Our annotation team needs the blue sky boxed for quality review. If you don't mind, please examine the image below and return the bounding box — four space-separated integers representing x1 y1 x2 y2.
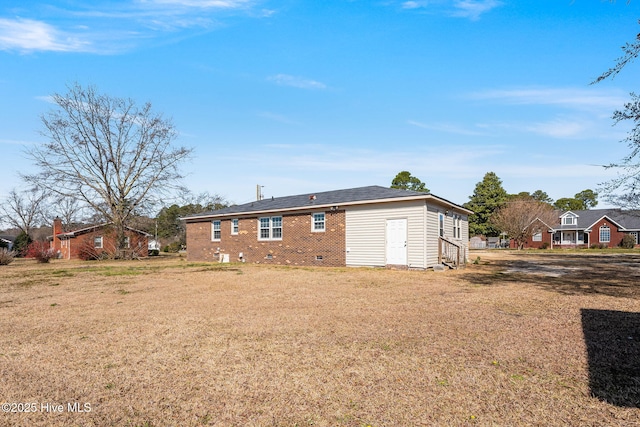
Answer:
1 0 640 213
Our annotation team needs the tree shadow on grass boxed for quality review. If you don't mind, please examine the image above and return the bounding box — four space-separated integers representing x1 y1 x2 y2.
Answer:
462 254 640 299
581 309 640 407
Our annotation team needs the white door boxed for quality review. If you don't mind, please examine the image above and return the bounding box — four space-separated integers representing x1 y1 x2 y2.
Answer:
386 219 407 265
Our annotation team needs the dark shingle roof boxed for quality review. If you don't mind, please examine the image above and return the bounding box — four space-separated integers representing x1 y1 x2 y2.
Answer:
183 185 470 220
557 209 640 231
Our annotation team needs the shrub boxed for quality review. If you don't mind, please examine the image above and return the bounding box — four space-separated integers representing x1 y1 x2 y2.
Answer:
620 234 636 249
25 241 56 263
0 248 15 265
13 231 32 257
540 242 549 249
163 242 182 253
77 239 107 261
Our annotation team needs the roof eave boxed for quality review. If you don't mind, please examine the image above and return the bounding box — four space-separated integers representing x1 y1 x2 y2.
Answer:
183 194 473 221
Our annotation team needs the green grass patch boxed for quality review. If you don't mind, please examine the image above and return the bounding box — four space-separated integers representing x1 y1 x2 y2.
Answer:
51 269 75 277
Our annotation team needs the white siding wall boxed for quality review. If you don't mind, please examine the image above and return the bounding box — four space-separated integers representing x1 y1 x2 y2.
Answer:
425 204 440 267
346 201 427 268
345 199 470 269
425 203 470 267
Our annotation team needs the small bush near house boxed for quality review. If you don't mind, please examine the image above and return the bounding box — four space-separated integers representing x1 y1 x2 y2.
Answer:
620 234 636 249
78 240 108 261
163 242 182 253
0 248 15 265
590 243 608 249
25 241 56 263
540 242 549 249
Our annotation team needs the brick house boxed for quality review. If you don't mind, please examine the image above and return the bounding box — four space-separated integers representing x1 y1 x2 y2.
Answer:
518 209 640 249
184 186 472 269
50 217 150 260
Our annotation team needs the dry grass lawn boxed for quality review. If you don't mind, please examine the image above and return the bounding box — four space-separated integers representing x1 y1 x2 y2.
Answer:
1 251 639 426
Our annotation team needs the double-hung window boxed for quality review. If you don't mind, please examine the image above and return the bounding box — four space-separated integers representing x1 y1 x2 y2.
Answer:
212 220 221 241
124 236 130 248
312 213 325 232
94 236 103 249
599 225 610 243
231 219 239 235
532 232 542 242
439 213 445 238
452 216 461 239
259 216 282 240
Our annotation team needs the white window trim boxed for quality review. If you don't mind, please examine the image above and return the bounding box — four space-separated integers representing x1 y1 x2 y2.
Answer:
532 232 542 242
312 213 326 232
258 216 283 241
231 219 239 235
212 220 221 241
94 236 103 249
124 236 130 249
599 225 610 243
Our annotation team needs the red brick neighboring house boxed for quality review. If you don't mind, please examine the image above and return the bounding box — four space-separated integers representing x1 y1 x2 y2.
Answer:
49 217 150 260
517 209 640 249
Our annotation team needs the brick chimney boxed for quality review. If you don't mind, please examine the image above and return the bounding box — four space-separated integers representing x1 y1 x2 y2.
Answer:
52 217 63 251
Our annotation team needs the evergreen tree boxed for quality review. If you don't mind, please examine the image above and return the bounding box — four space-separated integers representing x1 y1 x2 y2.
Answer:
531 190 553 205
464 172 508 237
553 189 598 211
13 231 32 257
390 171 429 192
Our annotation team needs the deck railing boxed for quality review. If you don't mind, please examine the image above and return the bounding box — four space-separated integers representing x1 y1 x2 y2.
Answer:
438 237 465 269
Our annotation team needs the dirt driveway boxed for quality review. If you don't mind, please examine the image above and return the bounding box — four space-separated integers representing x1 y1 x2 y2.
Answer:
464 250 640 299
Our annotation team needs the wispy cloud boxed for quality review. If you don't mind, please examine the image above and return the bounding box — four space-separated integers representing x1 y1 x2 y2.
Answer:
470 87 626 110
399 0 502 20
401 1 427 9
407 120 490 136
0 18 91 52
0 0 265 54
451 0 502 20
146 0 252 8
267 74 327 90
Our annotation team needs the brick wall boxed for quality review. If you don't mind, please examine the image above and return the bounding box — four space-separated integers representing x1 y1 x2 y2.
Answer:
53 227 148 260
186 210 346 267
591 218 626 248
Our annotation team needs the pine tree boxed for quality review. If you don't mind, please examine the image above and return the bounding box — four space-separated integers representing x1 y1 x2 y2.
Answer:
390 171 429 192
464 172 508 237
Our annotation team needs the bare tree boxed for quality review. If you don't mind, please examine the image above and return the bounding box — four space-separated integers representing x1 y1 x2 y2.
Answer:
599 92 640 209
592 19 640 84
491 199 559 250
593 18 640 208
24 83 192 257
52 196 86 231
177 189 229 211
0 188 49 235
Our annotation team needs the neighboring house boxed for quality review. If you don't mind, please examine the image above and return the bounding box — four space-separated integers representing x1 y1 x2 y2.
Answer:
183 186 472 269
519 209 640 249
0 235 15 251
49 217 150 260
469 236 486 249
